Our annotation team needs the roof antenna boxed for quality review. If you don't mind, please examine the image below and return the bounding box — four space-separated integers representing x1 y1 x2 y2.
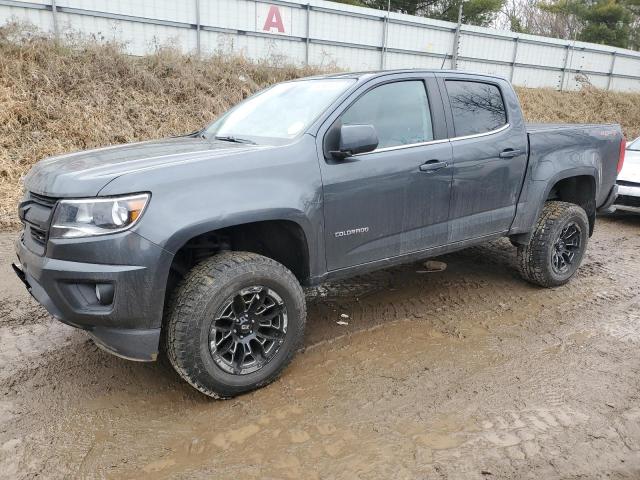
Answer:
440 54 447 69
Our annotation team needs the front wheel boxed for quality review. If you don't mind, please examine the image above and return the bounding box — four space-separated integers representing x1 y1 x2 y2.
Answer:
517 201 589 288
165 252 306 398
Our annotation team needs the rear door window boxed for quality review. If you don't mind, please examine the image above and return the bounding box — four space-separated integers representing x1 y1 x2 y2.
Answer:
341 81 433 149
445 81 507 137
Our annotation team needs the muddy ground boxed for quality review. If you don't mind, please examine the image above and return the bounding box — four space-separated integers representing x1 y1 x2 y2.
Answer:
1 216 639 479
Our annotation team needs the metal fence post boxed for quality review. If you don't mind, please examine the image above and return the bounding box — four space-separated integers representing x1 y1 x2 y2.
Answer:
51 0 58 39
510 37 519 81
606 51 616 91
195 0 201 57
560 44 570 91
305 3 311 66
451 3 463 69
380 15 388 69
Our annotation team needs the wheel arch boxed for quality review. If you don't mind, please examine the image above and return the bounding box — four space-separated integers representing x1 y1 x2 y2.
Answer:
510 168 598 245
544 174 597 236
162 217 312 314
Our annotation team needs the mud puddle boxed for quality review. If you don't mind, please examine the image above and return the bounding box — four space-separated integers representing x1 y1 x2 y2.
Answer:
1 215 640 479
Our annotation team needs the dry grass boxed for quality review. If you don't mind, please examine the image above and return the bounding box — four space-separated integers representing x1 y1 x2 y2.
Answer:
516 86 640 139
0 23 324 229
1 23 639 230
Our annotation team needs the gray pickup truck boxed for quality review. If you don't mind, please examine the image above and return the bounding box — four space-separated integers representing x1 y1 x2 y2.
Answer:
13 70 623 398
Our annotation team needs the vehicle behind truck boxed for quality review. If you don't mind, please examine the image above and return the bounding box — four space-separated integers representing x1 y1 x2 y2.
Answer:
13 70 624 398
610 136 640 213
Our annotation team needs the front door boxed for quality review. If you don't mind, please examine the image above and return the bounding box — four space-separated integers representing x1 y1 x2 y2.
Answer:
319 77 453 271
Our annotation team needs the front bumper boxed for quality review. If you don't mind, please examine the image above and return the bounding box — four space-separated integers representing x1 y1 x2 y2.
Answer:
612 183 640 214
13 230 173 361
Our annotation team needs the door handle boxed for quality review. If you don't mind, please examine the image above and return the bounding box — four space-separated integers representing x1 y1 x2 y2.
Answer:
499 149 523 158
419 160 448 173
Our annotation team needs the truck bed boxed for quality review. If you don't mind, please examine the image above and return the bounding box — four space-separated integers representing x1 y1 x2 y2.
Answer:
525 123 619 134
523 122 621 209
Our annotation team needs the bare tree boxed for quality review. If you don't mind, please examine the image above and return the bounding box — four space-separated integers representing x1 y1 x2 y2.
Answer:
495 0 581 40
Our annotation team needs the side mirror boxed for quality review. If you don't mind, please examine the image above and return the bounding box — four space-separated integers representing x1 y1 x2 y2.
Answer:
331 124 378 159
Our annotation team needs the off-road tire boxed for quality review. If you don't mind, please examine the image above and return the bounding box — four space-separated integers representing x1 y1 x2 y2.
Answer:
165 251 306 398
518 201 589 288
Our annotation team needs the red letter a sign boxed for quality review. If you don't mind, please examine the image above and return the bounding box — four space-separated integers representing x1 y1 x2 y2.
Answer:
263 5 285 33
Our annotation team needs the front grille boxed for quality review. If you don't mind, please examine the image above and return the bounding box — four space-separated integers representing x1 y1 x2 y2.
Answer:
615 195 640 208
29 192 59 208
29 225 47 245
18 192 60 254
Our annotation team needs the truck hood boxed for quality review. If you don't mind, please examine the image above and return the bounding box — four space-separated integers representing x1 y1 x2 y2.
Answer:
23 136 264 197
619 149 640 183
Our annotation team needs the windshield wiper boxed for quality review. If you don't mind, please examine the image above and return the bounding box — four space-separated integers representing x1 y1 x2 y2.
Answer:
214 135 257 145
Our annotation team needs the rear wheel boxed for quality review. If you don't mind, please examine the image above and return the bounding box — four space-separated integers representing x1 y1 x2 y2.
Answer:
518 201 589 287
165 252 306 398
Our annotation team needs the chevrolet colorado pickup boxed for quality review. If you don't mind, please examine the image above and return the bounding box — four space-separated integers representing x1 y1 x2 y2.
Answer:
13 70 624 398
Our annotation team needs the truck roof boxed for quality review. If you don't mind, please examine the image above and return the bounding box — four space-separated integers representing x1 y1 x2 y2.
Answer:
306 69 506 81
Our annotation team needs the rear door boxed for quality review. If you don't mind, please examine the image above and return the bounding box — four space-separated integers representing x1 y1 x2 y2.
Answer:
318 74 453 271
438 76 529 242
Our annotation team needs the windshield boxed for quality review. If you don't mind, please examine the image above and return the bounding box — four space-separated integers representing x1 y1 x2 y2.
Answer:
203 78 355 145
628 137 640 151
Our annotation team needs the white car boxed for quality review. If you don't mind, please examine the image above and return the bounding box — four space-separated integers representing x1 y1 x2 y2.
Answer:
613 136 640 213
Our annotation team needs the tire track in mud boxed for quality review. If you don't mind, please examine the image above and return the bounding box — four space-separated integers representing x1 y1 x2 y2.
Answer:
333 286 640 479
415 407 593 479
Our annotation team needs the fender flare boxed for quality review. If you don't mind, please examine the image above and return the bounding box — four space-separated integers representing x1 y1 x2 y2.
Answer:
510 167 598 243
164 209 314 253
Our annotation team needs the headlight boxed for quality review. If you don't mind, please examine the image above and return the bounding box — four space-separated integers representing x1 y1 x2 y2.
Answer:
50 193 150 239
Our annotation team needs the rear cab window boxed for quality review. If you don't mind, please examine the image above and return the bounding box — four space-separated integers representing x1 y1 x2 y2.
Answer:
445 80 507 137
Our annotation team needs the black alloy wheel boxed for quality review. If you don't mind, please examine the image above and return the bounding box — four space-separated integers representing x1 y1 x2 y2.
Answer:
551 222 582 275
209 286 288 375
